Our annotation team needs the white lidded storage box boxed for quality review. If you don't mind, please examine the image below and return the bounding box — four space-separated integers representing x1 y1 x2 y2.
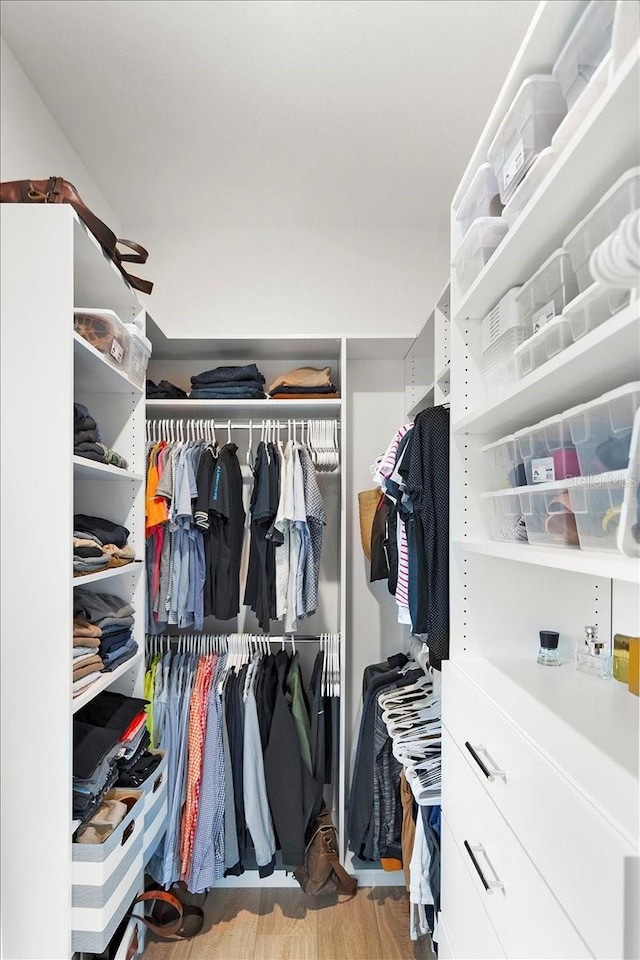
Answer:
482 433 527 488
553 0 616 110
515 249 579 334
481 287 526 395
74 308 130 368
514 316 574 377
123 324 152 389
71 789 145 954
563 381 640 476
502 147 558 227
564 167 640 292
482 488 528 543
568 470 628 551
487 75 567 203
519 481 580 547
564 282 631 340
455 163 502 237
452 217 509 294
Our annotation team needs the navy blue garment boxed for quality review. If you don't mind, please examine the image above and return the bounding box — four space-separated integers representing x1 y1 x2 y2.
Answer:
191 363 265 386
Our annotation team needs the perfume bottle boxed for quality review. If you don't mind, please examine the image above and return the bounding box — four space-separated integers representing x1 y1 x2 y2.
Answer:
537 630 561 666
576 625 612 680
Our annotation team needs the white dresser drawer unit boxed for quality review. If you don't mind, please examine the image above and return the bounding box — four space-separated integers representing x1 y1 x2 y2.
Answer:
442 662 637 960
443 729 592 959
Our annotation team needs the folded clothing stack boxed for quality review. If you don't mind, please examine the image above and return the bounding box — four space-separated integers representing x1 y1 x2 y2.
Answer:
268 366 339 399
74 402 128 468
189 363 266 399
146 378 188 400
73 513 135 576
73 692 149 825
74 589 138 674
73 618 104 698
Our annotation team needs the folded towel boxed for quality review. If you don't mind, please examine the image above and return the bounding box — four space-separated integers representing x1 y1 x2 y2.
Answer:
268 366 332 394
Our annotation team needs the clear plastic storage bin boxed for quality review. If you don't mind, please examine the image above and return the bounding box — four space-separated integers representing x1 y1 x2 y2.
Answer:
519 482 580 547
551 51 612 154
488 75 567 203
564 382 640 475
618 409 640 557
455 163 502 237
481 287 526 395
452 217 509 294
568 470 628 551
514 316 574 377
553 0 616 110
123 324 152 388
538 413 581 480
516 420 550 485
515 249 579 334
563 167 640 292
502 147 558 227
564 282 631 340
482 434 527 488
482 488 528 543
74 309 130 368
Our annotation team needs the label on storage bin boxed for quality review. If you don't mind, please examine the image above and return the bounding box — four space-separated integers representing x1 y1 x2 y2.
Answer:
110 338 124 364
503 139 525 193
532 300 556 333
532 457 555 483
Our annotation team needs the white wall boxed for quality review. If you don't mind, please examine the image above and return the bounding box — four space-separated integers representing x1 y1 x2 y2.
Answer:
0 37 121 233
130 222 448 340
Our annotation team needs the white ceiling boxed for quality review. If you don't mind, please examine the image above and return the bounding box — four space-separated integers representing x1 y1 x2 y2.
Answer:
1 0 537 230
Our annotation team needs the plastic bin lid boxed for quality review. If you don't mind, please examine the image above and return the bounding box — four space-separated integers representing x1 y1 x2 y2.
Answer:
513 315 572 355
515 247 571 301
480 486 524 499
452 217 509 266
513 418 547 440
481 433 516 454
456 163 499 223
563 167 640 247
488 74 566 160
562 381 640 422
502 146 558 217
561 281 600 317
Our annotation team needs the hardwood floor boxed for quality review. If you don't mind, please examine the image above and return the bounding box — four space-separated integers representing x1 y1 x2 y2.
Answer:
143 887 436 960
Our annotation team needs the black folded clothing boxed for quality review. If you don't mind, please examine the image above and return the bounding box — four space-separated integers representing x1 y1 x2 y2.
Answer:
191 363 265 386
73 721 121 780
146 378 188 399
74 514 130 548
73 765 119 822
75 691 148 739
116 748 162 789
269 383 338 395
117 729 151 772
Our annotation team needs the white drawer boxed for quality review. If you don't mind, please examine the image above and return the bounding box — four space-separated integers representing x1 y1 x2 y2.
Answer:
443 662 636 960
441 816 506 959
443 729 592 959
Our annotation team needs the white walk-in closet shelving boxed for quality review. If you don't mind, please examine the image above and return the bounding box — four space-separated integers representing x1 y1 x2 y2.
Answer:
1 204 157 960
442 2 640 958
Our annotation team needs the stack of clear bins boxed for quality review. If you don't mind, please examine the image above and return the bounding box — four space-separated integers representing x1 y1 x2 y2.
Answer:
552 0 616 111
481 287 526 395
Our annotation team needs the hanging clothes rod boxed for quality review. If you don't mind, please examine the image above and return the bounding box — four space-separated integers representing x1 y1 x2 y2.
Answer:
145 419 342 429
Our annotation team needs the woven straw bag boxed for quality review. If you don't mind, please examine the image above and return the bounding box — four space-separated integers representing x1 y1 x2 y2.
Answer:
358 489 382 561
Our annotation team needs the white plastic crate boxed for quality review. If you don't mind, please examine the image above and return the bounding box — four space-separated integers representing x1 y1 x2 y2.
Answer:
455 163 502 237
514 316 574 377
452 217 509 294
502 147 558 227
515 249 579 334
564 381 640 476
123 324 152 388
487 75 567 203
481 488 528 543
553 0 616 110
568 470 628 551
564 167 640 292
564 282 631 340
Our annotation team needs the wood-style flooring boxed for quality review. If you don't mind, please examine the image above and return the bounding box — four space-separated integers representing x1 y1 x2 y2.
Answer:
143 887 436 960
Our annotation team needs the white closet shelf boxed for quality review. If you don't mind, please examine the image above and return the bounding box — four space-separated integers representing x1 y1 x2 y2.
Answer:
72 562 143 588
73 456 144 482
407 381 435 418
73 215 142 324
453 658 639 845
453 46 640 322
455 539 640 583
146 398 342 417
74 333 144 396
452 300 640 434
72 651 144 714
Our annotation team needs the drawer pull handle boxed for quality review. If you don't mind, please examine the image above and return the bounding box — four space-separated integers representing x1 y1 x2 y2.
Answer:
121 820 135 846
152 773 164 794
463 840 505 894
464 742 506 782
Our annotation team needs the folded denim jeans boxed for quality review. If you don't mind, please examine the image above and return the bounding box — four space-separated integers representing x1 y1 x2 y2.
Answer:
189 388 266 400
191 363 264 385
